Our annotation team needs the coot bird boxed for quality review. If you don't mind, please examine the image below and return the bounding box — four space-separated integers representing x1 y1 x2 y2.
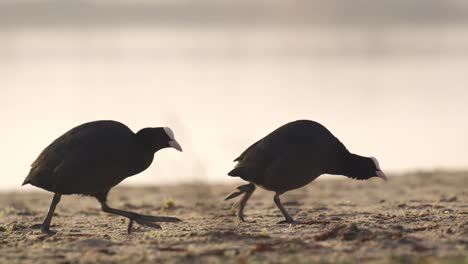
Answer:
23 120 183 234
225 120 387 223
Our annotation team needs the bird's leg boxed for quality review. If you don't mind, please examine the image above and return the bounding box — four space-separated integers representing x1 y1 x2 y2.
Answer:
230 183 256 222
97 197 182 234
100 202 161 233
41 193 61 235
274 193 295 224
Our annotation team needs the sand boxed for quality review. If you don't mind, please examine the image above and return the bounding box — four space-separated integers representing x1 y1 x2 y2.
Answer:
0 171 467 263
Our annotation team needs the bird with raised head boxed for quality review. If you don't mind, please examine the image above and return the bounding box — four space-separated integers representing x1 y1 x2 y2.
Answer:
22 120 183 235
225 120 387 224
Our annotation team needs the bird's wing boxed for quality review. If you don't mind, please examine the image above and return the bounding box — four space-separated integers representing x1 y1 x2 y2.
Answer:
24 122 135 193
262 149 325 192
24 128 89 190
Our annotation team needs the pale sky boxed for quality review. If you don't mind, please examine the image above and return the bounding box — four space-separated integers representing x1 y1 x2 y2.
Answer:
1 27 468 191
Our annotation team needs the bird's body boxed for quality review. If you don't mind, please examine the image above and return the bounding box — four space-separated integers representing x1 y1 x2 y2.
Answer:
230 120 349 193
23 120 183 234
226 120 386 223
24 121 153 195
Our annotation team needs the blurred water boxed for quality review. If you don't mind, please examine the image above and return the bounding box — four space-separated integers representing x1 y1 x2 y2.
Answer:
1 25 468 190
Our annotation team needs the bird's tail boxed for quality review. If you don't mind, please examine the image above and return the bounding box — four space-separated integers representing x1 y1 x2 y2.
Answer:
227 167 245 177
22 169 34 186
22 167 52 189
228 165 261 182
21 178 30 186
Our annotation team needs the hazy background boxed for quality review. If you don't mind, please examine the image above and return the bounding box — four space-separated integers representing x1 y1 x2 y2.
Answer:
1 0 468 191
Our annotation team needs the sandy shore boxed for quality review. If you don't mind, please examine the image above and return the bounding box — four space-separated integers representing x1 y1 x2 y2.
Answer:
0 171 467 263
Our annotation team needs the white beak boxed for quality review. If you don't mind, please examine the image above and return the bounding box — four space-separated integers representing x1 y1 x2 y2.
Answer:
376 170 388 181
169 140 183 152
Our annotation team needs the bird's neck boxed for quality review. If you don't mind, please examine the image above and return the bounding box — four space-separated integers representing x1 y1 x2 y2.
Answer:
338 153 371 180
136 136 167 154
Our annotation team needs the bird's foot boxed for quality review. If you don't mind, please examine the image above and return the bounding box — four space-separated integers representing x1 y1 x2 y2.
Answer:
126 214 182 234
231 200 249 222
237 213 246 223
276 218 298 225
127 218 162 234
231 199 242 210
133 213 182 223
40 225 57 236
225 184 254 201
127 219 134 234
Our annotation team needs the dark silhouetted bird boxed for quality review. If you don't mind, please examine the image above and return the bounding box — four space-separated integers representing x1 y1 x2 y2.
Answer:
225 120 386 223
22 120 183 235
